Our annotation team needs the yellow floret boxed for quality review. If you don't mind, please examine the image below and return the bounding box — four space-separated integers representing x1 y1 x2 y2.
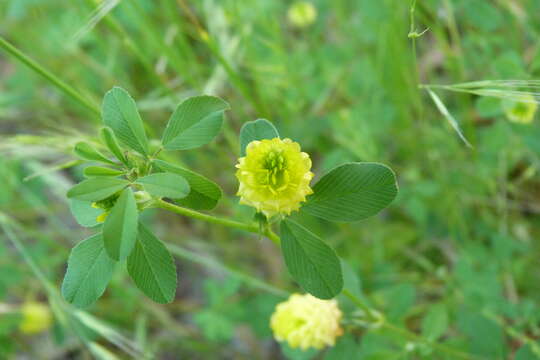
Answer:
503 94 538 124
270 293 343 350
19 302 52 334
287 1 317 28
96 212 108 223
235 138 314 218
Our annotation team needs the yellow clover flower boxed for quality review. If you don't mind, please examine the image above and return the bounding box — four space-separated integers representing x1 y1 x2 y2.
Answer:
502 94 538 124
19 302 52 334
270 293 343 350
235 138 314 218
287 1 317 28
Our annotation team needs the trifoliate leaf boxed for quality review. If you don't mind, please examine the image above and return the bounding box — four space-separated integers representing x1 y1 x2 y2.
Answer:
74 142 116 165
302 162 397 222
61 233 115 308
161 95 229 150
103 187 138 260
127 223 177 304
153 159 222 210
280 219 343 299
100 126 128 165
239 119 279 156
102 87 149 156
83 166 124 177
67 178 129 201
135 173 190 199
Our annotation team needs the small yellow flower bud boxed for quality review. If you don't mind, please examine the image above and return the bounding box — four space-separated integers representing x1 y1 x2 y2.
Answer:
96 212 108 223
199 29 210 43
270 293 343 350
502 94 538 124
287 1 317 28
19 302 52 334
235 138 314 218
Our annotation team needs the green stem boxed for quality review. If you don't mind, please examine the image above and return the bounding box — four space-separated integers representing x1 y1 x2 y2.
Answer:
0 214 53 292
381 322 479 360
0 36 100 115
342 289 380 322
154 199 280 244
156 199 477 359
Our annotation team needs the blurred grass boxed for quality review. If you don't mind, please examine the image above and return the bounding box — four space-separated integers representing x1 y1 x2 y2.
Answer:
2 0 540 358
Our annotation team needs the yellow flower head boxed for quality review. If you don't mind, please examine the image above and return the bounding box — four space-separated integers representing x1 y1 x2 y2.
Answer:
287 1 317 28
503 94 538 124
19 302 52 334
235 138 314 218
270 293 343 350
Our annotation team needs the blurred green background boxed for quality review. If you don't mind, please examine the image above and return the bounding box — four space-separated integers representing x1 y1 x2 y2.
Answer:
1 0 540 358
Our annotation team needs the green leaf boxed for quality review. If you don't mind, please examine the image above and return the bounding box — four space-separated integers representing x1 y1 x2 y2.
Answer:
153 159 222 210
100 126 128 165
102 87 149 156
127 223 177 304
515 344 537 360
161 95 229 150
74 142 115 165
69 199 102 228
280 219 343 299
421 303 449 341
135 173 190 199
302 162 398 222
239 118 279 156
61 233 115 308
103 187 138 260
83 166 124 178
67 178 129 201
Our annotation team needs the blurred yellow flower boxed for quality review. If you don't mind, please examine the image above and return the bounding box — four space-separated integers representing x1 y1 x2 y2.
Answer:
287 1 317 28
92 193 120 223
19 302 52 334
270 293 343 350
96 212 109 223
235 138 314 218
502 94 538 124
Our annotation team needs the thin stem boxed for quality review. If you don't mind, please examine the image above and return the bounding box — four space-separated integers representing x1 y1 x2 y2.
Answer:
0 36 100 116
342 289 379 322
156 199 477 359
409 0 419 81
0 215 53 291
154 199 280 244
381 323 480 360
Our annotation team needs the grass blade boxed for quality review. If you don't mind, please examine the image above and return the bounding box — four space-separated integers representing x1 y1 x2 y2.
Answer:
0 36 100 115
426 89 472 148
